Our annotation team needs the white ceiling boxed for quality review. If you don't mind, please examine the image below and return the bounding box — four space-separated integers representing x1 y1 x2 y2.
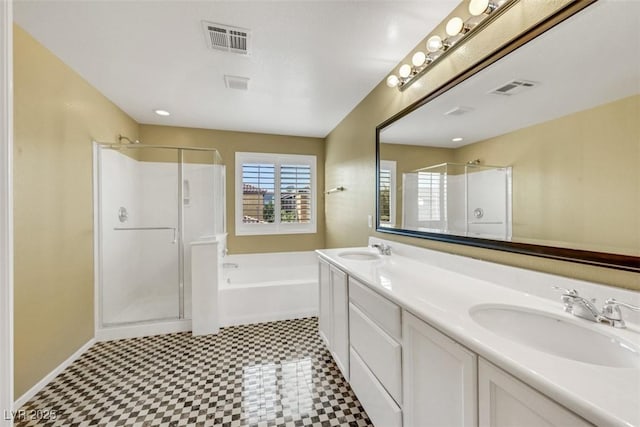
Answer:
381 0 640 147
14 0 459 138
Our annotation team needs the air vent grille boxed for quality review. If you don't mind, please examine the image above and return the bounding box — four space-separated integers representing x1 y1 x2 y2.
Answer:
202 21 251 55
444 106 474 116
224 75 250 91
489 80 538 96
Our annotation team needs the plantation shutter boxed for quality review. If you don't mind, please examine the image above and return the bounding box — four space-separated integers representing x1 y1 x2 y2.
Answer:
418 172 444 221
241 163 275 223
280 164 312 224
379 168 392 223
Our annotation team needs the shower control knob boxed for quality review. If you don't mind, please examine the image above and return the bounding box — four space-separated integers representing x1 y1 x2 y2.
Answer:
118 206 128 223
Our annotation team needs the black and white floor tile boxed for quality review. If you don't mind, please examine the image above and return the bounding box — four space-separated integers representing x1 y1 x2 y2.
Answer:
16 318 372 427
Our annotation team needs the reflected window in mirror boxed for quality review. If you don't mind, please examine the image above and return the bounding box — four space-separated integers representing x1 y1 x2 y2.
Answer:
379 160 397 227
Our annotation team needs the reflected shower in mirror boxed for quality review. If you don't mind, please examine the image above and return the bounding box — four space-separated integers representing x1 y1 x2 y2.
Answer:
377 0 639 269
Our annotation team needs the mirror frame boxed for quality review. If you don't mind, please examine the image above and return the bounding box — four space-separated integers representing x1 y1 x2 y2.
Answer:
376 0 639 273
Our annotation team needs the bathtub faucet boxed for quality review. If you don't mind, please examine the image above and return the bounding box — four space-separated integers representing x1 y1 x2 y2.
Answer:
371 243 392 256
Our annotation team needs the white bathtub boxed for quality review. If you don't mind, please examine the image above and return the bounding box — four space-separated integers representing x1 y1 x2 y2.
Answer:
219 251 319 326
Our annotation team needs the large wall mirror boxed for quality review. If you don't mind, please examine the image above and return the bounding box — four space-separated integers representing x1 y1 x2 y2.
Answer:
376 0 639 272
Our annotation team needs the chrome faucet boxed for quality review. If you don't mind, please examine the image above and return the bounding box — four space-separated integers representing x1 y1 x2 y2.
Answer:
602 298 640 329
553 286 640 328
553 287 610 324
371 243 392 255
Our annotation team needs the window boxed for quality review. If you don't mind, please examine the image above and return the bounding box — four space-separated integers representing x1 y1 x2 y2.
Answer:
379 160 396 226
418 172 447 230
235 152 316 235
417 171 446 224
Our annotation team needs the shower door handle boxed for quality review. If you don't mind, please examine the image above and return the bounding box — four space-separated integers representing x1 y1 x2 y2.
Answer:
113 226 178 244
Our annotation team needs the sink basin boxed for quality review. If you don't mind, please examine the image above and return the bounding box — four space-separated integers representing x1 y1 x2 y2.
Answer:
338 251 381 261
470 304 640 368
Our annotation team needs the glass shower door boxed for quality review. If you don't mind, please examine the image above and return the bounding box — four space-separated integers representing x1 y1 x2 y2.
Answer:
99 146 181 325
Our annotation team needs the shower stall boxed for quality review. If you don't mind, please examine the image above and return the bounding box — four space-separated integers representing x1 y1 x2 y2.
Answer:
402 162 512 239
93 142 225 335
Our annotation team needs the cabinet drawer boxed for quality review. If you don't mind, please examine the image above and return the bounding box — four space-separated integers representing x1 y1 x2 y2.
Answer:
350 348 402 427
349 303 402 403
349 277 401 341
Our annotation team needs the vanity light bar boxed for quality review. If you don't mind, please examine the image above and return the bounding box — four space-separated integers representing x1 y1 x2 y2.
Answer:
387 0 517 91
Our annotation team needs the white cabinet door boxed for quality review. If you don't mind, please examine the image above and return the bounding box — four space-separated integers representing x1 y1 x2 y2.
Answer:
317 259 349 380
478 359 592 427
318 258 332 348
403 311 478 427
331 265 349 380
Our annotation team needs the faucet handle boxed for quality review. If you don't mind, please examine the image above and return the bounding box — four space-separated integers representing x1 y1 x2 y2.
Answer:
552 286 579 296
602 298 640 329
371 242 391 255
552 286 580 313
605 298 640 312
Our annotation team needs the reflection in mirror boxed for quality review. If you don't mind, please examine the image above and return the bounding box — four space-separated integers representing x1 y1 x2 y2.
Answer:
397 162 512 240
377 1 640 263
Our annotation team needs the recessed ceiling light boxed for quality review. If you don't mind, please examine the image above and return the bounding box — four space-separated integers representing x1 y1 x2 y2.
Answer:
154 109 170 116
452 137 464 142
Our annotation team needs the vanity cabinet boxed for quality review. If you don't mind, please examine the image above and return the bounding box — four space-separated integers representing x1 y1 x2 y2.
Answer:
318 258 349 379
478 359 592 427
318 255 595 427
402 311 478 427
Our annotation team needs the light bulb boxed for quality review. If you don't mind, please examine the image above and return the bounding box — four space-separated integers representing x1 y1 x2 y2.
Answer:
469 0 492 16
386 75 399 88
398 64 412 78
154 109 170 116
452 137 464 142
426 35 443 53
446 17 465 36
412 51 427 67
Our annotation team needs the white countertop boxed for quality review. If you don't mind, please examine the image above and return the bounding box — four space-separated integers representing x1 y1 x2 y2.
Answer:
316 244 640 427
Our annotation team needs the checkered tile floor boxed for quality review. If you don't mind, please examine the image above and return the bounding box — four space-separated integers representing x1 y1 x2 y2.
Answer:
16 317 372 427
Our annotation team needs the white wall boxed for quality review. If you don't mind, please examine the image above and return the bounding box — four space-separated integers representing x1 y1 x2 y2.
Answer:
0 0 13 421
99 149 145 323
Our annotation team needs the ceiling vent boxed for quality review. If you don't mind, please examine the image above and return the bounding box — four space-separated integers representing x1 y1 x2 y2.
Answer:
444 106 474 116
224 75 250 91
489 80 538 96
202 21 251 55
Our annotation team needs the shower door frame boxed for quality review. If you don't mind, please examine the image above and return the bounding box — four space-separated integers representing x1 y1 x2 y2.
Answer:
92 142 222 331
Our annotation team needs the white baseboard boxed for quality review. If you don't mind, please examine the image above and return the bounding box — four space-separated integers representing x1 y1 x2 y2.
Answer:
220 309 317 328
95 319 192 342
14 338 95 410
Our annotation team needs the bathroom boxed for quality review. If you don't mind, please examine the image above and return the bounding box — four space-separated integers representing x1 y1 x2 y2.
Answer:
0 0 639 426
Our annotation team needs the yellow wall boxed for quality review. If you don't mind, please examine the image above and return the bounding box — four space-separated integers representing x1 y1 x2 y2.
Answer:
324 1 640 290
140 125 326 254
13 26 139 396
453 95 640 255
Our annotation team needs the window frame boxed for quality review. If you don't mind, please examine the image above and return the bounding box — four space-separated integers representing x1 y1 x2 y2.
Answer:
379 160 396 227
235 152 317 236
